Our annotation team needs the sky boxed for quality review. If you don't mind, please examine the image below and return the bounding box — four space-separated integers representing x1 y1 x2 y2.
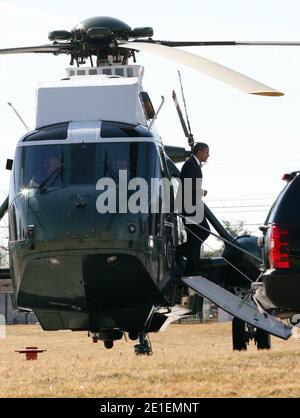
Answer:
1 0 300 239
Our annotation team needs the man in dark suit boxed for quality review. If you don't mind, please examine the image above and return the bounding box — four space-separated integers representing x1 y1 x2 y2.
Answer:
177 142 211 274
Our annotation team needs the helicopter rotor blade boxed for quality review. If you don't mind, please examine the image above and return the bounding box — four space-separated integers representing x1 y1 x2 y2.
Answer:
0 44 72 55
233 41 300 46
172 90 190 137
178 71 193 136
121 41 284 96
131 40 300 47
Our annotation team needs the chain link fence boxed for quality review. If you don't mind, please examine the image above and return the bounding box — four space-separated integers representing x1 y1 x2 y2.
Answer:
0 294 37 325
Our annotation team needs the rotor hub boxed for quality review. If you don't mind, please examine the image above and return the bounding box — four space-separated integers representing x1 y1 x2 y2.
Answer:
72 16 132 35
47 16 154 67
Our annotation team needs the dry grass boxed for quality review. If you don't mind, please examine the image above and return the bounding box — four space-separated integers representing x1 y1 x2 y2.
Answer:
0 322 300 398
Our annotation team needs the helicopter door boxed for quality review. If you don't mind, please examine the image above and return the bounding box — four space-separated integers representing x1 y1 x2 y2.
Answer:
158 147 177 275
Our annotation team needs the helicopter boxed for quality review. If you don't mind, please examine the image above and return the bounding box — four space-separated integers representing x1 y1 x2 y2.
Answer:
0 16 297 354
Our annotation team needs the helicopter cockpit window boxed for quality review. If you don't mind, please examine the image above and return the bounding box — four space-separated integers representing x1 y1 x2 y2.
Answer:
23 123 69 142
101 121 153 138
20 145 64 189
100 142 141 182
13 141 161 196
97 141 162 202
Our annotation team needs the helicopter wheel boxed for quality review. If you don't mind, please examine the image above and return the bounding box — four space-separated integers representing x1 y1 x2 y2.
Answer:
134 333 153 356
104 340 114 349
128 332 139 341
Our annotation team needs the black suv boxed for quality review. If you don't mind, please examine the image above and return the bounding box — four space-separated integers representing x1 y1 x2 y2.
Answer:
253 171 300 316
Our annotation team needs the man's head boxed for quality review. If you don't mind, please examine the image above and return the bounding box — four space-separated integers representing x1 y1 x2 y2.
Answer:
46 155 61 173
193 142 209 163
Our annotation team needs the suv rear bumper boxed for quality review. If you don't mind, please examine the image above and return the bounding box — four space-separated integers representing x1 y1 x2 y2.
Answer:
261 269 300 311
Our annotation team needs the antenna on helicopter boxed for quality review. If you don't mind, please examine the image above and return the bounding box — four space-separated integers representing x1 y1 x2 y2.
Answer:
178 71 193 139
7 102 30 132
172 72 194 150
148 96 165 130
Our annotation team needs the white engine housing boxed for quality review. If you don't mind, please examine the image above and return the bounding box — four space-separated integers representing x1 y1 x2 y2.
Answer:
35 67 147 129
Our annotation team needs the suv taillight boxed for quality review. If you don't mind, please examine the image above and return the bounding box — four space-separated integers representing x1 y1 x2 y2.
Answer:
268 224 290 269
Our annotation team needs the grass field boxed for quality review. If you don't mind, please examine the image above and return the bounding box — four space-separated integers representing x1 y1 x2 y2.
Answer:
0 322 299 398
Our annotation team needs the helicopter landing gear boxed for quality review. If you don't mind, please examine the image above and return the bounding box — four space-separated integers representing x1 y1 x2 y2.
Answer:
128 331 139 341
134 333 153 356
90 329 123 349
104 340 114 349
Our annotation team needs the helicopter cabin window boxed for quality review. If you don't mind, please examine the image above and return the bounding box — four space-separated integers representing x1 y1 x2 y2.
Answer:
101 121 153 138
22 123 69 142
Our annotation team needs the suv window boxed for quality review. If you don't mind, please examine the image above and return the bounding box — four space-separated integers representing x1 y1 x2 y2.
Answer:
266 174 300 225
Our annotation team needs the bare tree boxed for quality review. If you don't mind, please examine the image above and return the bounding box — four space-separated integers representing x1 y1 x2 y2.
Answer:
0 214 9 267
203 219 250 258
222 219 250 238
